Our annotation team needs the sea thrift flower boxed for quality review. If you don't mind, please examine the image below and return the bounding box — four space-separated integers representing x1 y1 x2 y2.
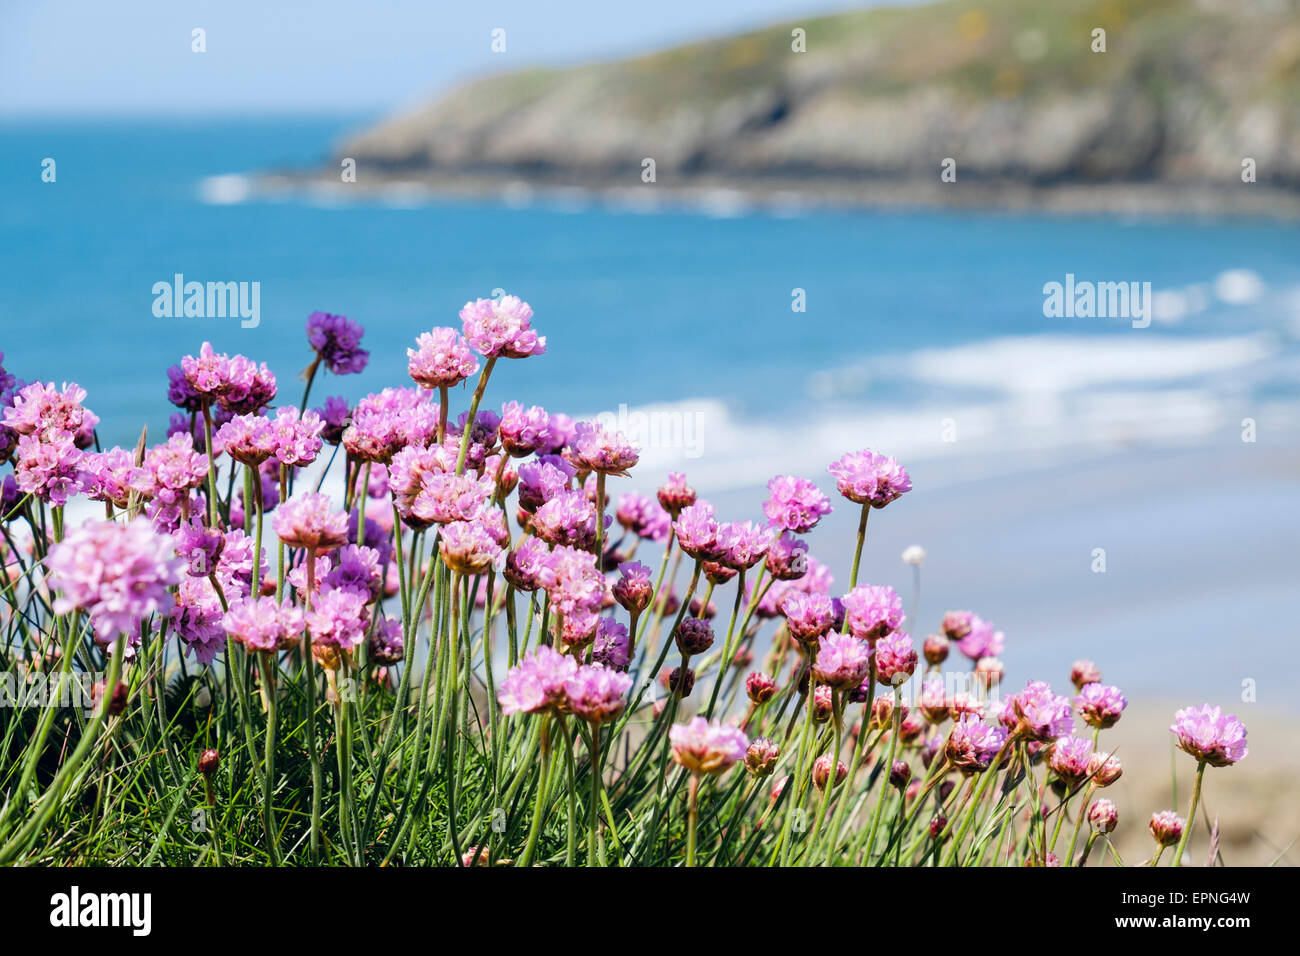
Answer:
656 472 696 516
274 493 349 551
307 312 369 374
615 493 670 542
1088 799 1118 833
14 432 83 505
762 475 831 533
516 455 576 512
1071 660 1103 689
170 578 226 664
591 619 631 671
782 590 835 643
504 537 556 592
919 675 951 723
135 433 209 499
674 618 714 656
317 396 351 444
673 502 720 560
1088 751 1123 787
874 631 918 686
2 381 95 442
498 647 579 716
811 684 834 721
219 355 278 416
321 544 383 601
569 421 639 476
77 447 137 508
901 545 926 566
564 664 632 724
716 520 770 571
46 517 183 646
813 633 873 690
889 760 912 789
827 448 912 508
765 532 809 581
1047 736 1094 787
531 488 604 549
544 545 605 621
497 403 553 459
459 294 545 359
669 717 748 775
175 520 225 577
956 616 1003 660
216 414 276 466
923 633 950 665
664 666 695 698
746 672 777 704
813 755 848 791
841 584 904 640
1008 680 1074 742
388 445 444 526
974 656 1005 688
612 561 652 613
1148 810 1184 848
941 611 975 641
369 617 404 665
305 587 370 649
745 738 779 777
269 407 325 467
407 327 477 388
1170 705 1248 767
1076 683 1127 729
945 715 1008 772
439 519 505 575
222 596 305 653
412 471 494 526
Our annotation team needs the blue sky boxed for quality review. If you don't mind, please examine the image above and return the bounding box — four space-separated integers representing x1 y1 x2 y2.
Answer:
0 0 916 116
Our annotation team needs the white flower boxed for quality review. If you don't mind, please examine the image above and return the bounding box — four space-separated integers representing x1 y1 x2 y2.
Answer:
901 545 926 567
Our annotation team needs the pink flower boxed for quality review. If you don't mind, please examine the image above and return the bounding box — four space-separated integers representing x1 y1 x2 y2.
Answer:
134 433 209 498
874 630 917 686
517 455 575 511
412 471 494 525
813 754 848 791
1088 799 1118 833
274 493 349 551
544 545 605 620
564 664 632 724
216 414 277 466
223 596 305 653
2 381 95 442
504 536 557 592
656 472 696 516
306 587 370 649
1047 735 1094 785
764 532 809 581
716 520 770 571
407 326 478 389
781 590 835 643
945 715 1008 772
1076 683 1127 729
1008 680 1074 742
956 615 1003 660
841 584 904 640
827 448 912 508
15 431 83 505
762 475 832 533
612 560 652 613
568 421 639 476
171 577 226 664
459 294 545 358
813 633 873 690
497 646 578 716
46 517 184 646
615 493 671 542
269 407 325 467
439 519 505 575
498 402 553 457
669 717 748 775
1148 810 1184 847
531 488 604 550
369 617 404 665
673 501 720 560
1170 705 1248 766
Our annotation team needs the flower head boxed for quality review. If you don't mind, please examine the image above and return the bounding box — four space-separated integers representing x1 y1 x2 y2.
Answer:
1008 680 1074 742
564 664 632 724
1076 683 1127 729
459 294 545 359
1148 810 1184 848
874 630 918 686
762 475 831 533
841 584 904 641
813 633 873 690
1170 705 1248 767
307 312 369 375
498 646 578 716
945 715 1008 772
223 596 304 653
569 421 639 476
669 717 748 775
407 326 478 388
827 448 912 508
1088 799 1118 833
274 493 349 551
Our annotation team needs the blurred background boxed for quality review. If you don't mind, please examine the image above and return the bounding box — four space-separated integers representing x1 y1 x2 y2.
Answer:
2 0 1299 862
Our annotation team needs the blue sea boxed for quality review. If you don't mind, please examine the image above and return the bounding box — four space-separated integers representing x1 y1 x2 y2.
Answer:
3 117 1299 706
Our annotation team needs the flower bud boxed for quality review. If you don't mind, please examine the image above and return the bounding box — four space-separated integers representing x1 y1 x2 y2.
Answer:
889 759 911 789
1088 750 1123 787
664 666 695 699
1070 659 1102 690
922 633 949 665
674 618 714 656
812 754 847 791
1148 810 1184 847
928 815 948 840
1088 798 1118 834
746 672 777 704
198 748 220 775
745 737 780 777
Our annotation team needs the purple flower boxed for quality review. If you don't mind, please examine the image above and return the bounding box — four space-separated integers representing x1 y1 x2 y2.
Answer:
781 590 835 643
1170 705 1248 767
564 664 632 724
517 455 576 512
716 520 770 571
269 407 325 467
874 630 917 686
306 587 370 649
3 381 95 443
765 532 809 581
412 470 494 525
1047 735 1094 785
439 518 505 575
14 432 84 506
223 596 305 653
166 364 202 412
945 715 1008 772
543 545 606 620
674 617 715 656
307 311 369 375
669 717 749 775
274 493 349 551
504 536 556 592
568 421 639 476
827 448 912 508
175 519 225 577
497 646 578 716
46 517 183 646
498 402 553 457
405 326 477 390
592 618 631 671
612 560 652 613
369 617 404 665
1008 680 1074 742
171 577 226 664
762 475 831 533
813 633 873 689
316 396 351 444
841 584 904 641
321 544 383 602
673 501 720 560
615 493 671 542
1076 683 1127 729
531 488 604 550
956 616 1004 660
459 294 545 359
